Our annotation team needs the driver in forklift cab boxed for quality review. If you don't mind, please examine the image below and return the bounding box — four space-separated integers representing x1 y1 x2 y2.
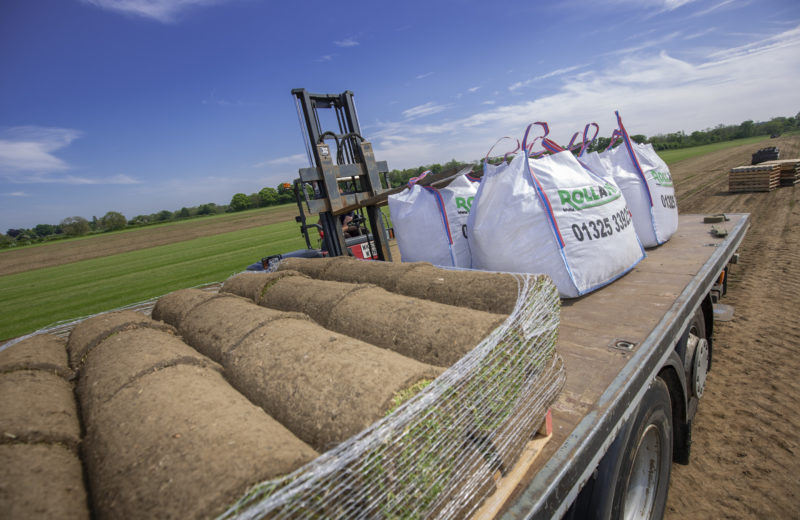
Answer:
340 211 360 238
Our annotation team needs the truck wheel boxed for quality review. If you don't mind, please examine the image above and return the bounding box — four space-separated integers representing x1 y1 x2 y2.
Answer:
569 377 673 520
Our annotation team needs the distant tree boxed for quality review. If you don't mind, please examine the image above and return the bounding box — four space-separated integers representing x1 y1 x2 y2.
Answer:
249 193 261 208
229 193 251 212
129 215 150 226
177 207 191 219
90 216 99 231
0 233 14 249
630 134 647 144
197 203 216 215
6 228 22 238
737 120 754 139
60 216 90 236
258 187 279 206
156 210 173 221
100 211 127 231
33 224 58 237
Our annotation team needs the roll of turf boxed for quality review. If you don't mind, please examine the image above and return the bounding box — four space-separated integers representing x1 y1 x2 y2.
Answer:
151 288 216 328
0 370 81 450
0 443 89 520
79 340 318 519
67 310 175 369
224 316 442 452
75 326 222 425
277 256 520 315
221 270 307 303
159 289 441 451
165 291 303 361
261 277 506 367
252 276 367 329
395 264 520 315
0 333 72 380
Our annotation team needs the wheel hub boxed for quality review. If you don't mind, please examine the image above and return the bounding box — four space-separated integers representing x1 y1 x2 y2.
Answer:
692 337 710 398
624 424 662 520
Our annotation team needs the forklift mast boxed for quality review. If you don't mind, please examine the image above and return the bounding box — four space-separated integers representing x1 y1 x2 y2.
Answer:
291 88 392 261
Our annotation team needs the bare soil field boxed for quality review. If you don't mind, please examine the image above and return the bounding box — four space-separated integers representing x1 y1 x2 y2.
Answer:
0 205 297 276
664 135 800 518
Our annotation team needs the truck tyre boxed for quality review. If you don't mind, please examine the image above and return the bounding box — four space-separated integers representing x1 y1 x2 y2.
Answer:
567 377 673 520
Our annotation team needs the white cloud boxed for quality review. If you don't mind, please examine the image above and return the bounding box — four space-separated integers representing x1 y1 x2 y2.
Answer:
334 38 359 47
255 153 308 167
402 102 449 119
690 0 738 18
5 192 29 197
370 24 800 169
509 64 586 91
315 54 334 62
80 0 231 23
416 72 434 80
468 86 481 93
55 174 141 185
0 126 140 185
0 127 81 177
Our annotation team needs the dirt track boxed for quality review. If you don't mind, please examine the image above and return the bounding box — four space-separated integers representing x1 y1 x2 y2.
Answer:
664 135 800 518
0 205 297 276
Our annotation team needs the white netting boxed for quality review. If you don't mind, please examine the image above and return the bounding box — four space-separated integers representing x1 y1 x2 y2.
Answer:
219 268 565 519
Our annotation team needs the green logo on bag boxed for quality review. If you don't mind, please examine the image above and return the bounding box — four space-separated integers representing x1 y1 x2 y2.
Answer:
557 183 620 211
455 196 474 214
650 169 673 187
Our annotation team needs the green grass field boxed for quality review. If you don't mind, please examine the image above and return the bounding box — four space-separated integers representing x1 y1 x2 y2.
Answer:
657 135 773 164
0 220 307 341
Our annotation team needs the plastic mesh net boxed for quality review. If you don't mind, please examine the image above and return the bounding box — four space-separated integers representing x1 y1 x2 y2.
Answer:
220 270 565 519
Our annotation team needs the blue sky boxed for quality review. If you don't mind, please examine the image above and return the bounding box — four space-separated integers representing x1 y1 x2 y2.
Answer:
1 0 799 230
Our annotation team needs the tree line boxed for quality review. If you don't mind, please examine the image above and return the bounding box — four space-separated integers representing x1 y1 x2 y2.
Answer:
0 184 299 249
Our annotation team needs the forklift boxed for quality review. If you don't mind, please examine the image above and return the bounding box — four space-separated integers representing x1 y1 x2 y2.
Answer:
249 89 394 270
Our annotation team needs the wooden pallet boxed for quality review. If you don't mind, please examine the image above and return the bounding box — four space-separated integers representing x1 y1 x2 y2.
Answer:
729 163 781 192
472 410 552 520
761 159 800 186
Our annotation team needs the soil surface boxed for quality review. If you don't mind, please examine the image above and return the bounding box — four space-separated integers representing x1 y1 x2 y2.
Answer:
0 205 297 276
663 135 800 518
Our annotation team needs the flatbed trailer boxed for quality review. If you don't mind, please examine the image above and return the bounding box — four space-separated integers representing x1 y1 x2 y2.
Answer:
485 212 750 519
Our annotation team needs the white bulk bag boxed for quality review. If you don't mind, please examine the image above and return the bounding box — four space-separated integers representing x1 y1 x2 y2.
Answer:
467 127 645 298
600 112 679 248
388 168 479 267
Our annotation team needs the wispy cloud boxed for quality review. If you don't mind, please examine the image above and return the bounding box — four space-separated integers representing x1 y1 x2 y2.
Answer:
416 72 434 80
690 0 738 18
0 126 140 185
80 0 231 23
605 31 684 56
4 191 29 197
55 174 141 185
509 64 586 91
402 102 449 119
467 86 480 93
315 54 335 62
334 37 359 47
254 153 307 167
370 24 800 169
0 126 81 176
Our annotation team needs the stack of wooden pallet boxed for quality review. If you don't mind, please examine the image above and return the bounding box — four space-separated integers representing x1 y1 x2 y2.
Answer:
760 159 800 187
728 163 781 192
